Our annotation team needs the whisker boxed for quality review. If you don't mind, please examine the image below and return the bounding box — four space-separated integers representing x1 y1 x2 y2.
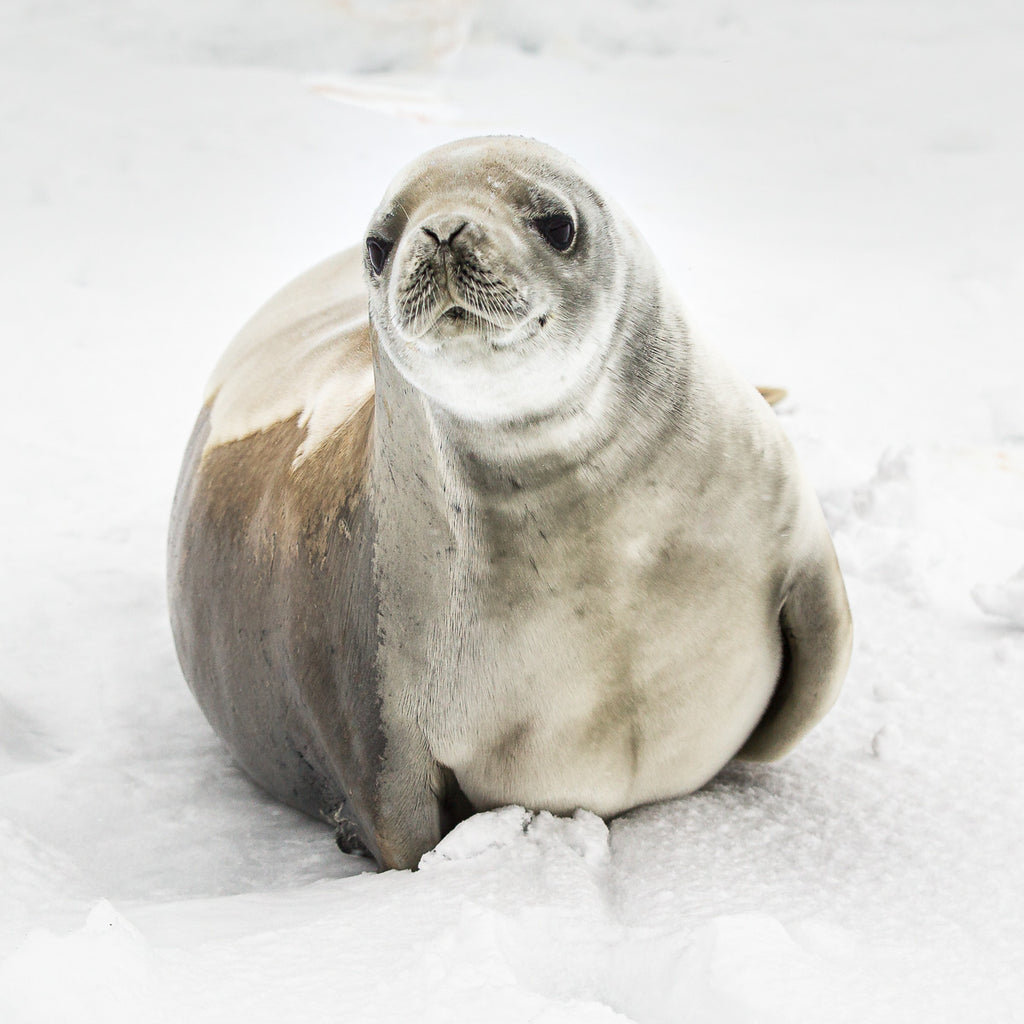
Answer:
393 245 531 335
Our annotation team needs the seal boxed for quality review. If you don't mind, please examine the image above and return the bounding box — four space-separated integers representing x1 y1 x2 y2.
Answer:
168 136 852 870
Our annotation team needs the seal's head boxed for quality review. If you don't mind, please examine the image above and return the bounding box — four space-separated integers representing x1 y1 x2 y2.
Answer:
363 136 632 423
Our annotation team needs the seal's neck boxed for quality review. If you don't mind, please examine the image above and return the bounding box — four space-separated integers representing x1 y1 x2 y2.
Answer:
370 284 692 532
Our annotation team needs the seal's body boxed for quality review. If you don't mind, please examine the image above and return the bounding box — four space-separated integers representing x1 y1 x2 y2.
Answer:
169 138 852 870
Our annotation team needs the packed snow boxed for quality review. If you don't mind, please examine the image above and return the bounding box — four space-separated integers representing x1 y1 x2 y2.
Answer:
1 1 1022 1021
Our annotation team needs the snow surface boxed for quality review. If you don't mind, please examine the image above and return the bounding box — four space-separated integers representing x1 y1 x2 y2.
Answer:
2 1 1023 1020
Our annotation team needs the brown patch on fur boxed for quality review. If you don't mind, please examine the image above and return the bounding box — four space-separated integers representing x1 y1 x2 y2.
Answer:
199 397 375 560
168 393 384 860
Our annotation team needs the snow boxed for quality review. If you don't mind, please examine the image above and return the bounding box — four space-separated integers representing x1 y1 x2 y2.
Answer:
1 1 1022 1020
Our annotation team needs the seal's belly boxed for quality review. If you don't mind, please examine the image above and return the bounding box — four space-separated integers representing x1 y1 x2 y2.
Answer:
424 583 783 819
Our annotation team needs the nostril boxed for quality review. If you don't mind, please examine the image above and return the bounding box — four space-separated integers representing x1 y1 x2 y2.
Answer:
421 221 469 247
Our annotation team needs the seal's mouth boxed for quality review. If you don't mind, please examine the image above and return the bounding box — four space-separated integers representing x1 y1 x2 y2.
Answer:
414 299 548 353
424 301 503 334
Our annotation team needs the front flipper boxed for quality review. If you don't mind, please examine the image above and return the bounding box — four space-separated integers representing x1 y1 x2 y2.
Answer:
369 721 450 870
757 386 788 407
738 548 853 761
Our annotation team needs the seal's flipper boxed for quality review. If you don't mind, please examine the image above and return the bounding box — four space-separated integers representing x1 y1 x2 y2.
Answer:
368 723 448 870
737 550 852 761
334 818 373 859
757 386 788 407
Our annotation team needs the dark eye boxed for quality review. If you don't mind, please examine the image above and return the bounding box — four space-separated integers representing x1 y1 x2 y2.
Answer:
535 214 575 252
366 236 393 275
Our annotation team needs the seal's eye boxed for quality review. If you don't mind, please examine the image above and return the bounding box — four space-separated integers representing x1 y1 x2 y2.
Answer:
535 214 575 252
366 236 392 276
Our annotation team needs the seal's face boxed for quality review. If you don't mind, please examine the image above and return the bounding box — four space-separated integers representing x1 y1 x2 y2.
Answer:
363 137 627 423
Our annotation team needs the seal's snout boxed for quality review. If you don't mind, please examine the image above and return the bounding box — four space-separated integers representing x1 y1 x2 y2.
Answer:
394 214 532 341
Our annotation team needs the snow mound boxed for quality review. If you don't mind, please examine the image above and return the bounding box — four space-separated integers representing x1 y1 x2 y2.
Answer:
0 903 155 1024
973 564 1024 627
422 806 610 868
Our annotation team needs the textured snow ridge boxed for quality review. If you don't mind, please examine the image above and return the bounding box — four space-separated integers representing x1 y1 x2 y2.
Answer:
2 0 1023 1021
0 812 957 1024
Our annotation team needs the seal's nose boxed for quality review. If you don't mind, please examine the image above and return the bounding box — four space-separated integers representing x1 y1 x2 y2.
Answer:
420 216 469 248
